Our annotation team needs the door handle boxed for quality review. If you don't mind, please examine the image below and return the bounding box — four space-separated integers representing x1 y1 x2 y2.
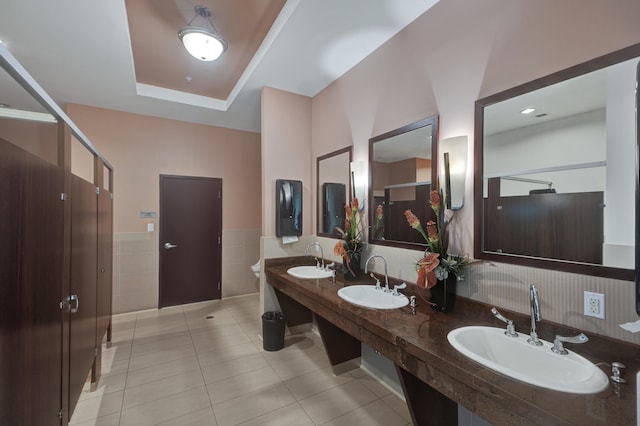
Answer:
164 242 178 249
68 294 79 314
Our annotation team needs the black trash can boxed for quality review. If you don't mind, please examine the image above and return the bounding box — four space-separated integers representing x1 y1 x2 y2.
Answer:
262 311 285 351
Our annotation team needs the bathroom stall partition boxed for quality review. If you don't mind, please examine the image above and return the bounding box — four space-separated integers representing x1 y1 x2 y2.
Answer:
0 45 114 424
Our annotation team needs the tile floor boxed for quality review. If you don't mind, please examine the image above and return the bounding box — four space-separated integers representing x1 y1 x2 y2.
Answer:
70 293 412 426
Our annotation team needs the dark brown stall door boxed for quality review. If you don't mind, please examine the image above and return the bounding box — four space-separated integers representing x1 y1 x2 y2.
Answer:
68 175 98 418
0 138 64 425
159 175 222 307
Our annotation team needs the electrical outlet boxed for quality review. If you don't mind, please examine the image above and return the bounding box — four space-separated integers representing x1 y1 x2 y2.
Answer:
584 291 605 319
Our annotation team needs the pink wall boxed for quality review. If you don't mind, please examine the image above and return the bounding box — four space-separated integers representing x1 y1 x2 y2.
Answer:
66 104 261 233
261 87 312 237
311 0 640 255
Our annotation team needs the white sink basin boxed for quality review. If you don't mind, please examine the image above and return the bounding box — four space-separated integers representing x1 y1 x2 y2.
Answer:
447 326 609 394
337 285 409 310
287 266 334 279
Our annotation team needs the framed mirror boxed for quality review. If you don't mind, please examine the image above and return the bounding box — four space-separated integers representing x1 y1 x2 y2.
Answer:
317 146 352 238
474 43 640 281
369 116 439 249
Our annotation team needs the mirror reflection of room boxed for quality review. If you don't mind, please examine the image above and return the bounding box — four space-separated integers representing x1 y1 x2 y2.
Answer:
317 147 351 238
370 117 438 247
482 57 638 269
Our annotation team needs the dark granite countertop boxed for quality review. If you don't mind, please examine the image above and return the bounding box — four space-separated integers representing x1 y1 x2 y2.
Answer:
265 257 639 425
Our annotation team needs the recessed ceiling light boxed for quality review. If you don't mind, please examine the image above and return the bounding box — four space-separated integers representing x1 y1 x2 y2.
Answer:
520 108 536 115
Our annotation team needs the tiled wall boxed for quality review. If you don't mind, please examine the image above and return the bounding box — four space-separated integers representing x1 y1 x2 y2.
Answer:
221 228 261 297
309 236 640 345
113 232 159 314
113 229 260 314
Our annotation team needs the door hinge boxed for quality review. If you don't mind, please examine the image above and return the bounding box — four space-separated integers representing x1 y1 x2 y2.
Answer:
60 192 67 201
95 186 100 195
218 235 221 245
58 409 63 420
94 347 98 357
218 191 221 199
218 281 221 291
110 192 114 200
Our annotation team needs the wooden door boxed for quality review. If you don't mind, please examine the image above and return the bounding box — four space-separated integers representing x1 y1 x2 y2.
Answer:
0 139 64 425
68 175 98 418
159 175 222 308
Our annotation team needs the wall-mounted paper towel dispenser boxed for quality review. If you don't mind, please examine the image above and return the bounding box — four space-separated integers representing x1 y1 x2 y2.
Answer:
275 179 302 237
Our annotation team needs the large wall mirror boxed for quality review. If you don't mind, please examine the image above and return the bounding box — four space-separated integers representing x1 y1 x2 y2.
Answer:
317 146 352 238
369 116 439 249
474 43 640 281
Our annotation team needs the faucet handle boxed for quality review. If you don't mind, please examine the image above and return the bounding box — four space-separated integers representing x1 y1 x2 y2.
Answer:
491 307 518 337
611 362 627 384
392 282 407 296
370 273 381 290
551 333 588 355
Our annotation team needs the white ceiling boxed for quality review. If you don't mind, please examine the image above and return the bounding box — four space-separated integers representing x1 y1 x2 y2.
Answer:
0 0 439 133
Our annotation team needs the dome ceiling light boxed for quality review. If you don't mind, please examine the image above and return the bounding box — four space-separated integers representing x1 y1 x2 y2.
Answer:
178 5 227 61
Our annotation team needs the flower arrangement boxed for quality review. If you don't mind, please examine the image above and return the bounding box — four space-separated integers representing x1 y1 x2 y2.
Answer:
405 190 469 289
334 197 365 276
372 204 384 240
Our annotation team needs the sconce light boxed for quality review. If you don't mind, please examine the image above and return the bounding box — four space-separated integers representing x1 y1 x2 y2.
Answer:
178 5 227 61
439 136 468 210
350 161 367 211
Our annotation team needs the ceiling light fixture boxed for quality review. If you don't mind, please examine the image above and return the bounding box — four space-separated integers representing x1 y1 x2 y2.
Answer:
520 107 536 115
178 5 227 62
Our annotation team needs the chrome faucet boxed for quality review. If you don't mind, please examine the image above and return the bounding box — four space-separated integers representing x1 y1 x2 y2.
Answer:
491 307 518 337
365 255 389 292
528 284 542 346
305 242 324 269
551 333 588 355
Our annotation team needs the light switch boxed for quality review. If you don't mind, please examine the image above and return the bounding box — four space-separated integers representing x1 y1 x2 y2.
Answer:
147 223 154 232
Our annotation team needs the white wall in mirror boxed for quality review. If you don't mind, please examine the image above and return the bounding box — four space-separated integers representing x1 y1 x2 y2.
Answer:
482 57 637 269
604 58 637 268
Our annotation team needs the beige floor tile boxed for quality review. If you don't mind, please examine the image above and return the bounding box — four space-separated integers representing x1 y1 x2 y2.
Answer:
283 367 354 401
382 393 412 423
123 369 206 409
131 332 193 356
212 383 296 426
119 386 211 426
358 375 393 397
128 344 196 371
69 412 121 426
200 352 267 384
193 330 252 352
189 323 246 340
237 402 314 426
298 380 378 424
206 365 282 404
79 373 127 401
133 322 190 340
102 343 133 363
101 358 131 377
125 355 200 388
197 341 261 366
268 348 332 381
156 406 217 425
237 319 261 340
69 391 124 424
321 399 407 426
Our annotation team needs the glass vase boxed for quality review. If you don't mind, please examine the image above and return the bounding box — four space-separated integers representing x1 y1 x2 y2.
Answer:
430 275 457 312
342 256 361 281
